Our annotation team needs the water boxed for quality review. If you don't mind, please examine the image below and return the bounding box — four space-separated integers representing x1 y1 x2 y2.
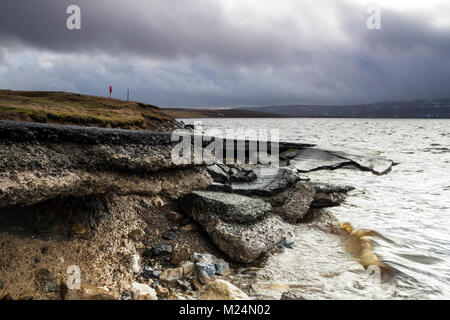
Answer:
182 118 450 300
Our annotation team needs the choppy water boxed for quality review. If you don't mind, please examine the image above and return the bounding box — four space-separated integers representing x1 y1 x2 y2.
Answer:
183 118 450 300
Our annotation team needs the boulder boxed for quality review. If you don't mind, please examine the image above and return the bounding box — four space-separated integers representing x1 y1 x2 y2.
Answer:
182 191 271 224
198 280 249 300
181 192 291 263
269 181 353 223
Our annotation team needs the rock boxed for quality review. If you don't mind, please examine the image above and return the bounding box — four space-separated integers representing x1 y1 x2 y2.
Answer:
155 285 169 297
152 270 163 278
198 270 214 284
128 228 145 241
199 216 289 263
160 267 184 282
142 267 163 279
206 165 230 184
176 279 192 291
34 269 57 294
268 181 353 223
192 253 230 276
165 211 185 223
131 254 141 274
289 148 350 173
192 279 203 291
148 242 173 256
171 244 192 264
163 230 177 241
198 280 249 300
40 247 49 255
65 284 115 300
182 191 271 224
230 167 300 196
180 260 195 278
280 290 306 300
229 168 257 183
130 282 158 300
269 183 316 223
181 192 291 263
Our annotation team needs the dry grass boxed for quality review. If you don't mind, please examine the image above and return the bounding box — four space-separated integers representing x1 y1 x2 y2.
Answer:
0 90 177 131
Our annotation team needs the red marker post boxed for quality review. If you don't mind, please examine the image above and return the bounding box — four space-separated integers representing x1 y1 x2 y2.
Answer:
109 86 112 98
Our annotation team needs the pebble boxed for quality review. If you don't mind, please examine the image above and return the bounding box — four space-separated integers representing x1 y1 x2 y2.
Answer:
150 242 173 256
163 230 177 241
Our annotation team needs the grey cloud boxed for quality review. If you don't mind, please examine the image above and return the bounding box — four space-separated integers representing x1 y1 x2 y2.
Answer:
0 0 449 107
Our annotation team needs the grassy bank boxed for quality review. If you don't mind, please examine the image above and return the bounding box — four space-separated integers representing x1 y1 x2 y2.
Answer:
0 90 178 131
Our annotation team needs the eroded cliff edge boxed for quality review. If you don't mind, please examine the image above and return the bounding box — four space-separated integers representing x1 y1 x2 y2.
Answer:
0 120 393 300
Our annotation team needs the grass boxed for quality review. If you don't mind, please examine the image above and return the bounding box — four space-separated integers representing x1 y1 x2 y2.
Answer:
0 90 177 131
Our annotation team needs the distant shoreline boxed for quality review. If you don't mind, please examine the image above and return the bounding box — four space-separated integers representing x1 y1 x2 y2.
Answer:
163 98 450 119
161 108 283 119
163 108 450 119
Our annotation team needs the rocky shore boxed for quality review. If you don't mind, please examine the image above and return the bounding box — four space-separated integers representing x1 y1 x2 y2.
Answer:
0 120 394 300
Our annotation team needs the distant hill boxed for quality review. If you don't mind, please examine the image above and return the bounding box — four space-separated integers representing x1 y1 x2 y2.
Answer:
162 108 282 118
0 90 179 131
239 99 450 118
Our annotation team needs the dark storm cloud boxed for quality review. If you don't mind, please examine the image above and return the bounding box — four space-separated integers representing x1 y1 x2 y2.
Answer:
0 0 449 107
0 0 301 66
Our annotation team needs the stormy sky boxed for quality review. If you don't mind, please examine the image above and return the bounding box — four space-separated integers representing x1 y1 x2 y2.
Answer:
0 0 449 107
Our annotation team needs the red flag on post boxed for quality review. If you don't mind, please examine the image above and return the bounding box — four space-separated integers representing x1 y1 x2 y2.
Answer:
109 86 112 98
